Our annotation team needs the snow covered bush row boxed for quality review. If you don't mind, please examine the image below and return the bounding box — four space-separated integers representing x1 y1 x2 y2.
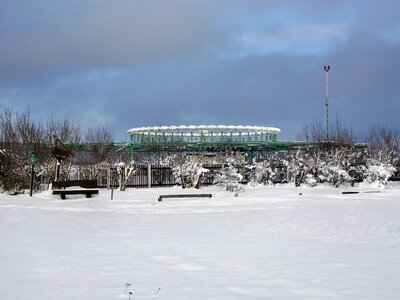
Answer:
203 144 396 191
248 147 397 188
171 145 397 192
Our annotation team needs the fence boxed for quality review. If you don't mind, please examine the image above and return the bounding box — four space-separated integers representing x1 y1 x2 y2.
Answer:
68 163 400 189
128 165 176 188
97 164 229 189
125 164 223 188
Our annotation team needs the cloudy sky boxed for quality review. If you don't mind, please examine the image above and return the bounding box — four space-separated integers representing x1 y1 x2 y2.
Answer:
1 0 399 141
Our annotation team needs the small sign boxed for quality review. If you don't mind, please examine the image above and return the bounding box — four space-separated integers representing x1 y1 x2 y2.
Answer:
29 152 38 165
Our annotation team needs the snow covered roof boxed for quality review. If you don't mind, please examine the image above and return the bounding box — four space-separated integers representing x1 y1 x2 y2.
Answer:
127 125 281 134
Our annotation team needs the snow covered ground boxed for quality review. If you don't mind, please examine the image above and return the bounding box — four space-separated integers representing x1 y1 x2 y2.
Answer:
1 184 400 300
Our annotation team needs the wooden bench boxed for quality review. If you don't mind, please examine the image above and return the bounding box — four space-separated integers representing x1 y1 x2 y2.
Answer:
52 180 99 199
158 194 212 202
342 191 380 195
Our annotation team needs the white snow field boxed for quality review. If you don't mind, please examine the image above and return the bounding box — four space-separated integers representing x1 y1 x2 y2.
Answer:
1 184 400 300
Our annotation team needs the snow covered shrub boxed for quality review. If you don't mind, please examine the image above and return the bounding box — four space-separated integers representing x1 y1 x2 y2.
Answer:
320 164 351 188
347 163 366 186
317 147 366 187
365 159 396 186
249 153 286 186
287 149 310 187
173 161 209 189
285 146 366 188
317 150 339 187
344 149 367 186
367 126 399 165
305 173 318 187
214 158 244 193
250 160 274 186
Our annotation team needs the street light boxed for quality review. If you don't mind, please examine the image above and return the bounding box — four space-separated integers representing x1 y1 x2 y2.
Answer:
324 65 331 141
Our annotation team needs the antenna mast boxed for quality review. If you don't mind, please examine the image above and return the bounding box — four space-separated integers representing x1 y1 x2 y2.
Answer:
324 65 331 141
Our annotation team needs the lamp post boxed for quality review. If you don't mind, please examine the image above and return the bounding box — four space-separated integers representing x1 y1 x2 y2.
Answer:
324 65 331 141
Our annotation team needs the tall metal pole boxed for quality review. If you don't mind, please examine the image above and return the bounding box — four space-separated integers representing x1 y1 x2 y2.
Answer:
29 152 38 197
324 65 330 141
30 164 34 197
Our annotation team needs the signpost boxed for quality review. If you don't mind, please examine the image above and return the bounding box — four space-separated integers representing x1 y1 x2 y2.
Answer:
109 168 118 200
29 152 38 197
52 135 72 181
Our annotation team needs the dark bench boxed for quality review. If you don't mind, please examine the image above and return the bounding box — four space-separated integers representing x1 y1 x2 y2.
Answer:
158 194 212 202
342 191 359 194
52 180 99 199
342 191 380 195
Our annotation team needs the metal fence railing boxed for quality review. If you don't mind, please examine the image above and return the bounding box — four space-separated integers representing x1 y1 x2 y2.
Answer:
97 164 227 189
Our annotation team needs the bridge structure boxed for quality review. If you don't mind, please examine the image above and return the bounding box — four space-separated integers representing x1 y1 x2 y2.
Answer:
121 124 319 164
127 124 286 152
72 124 367 161
123 124 367 156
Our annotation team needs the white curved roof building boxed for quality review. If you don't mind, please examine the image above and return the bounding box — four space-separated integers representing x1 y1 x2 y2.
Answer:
127 125 281 144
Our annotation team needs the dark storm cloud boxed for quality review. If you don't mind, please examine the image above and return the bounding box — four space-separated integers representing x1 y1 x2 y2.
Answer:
1 0 399 140
329 29 400 132
0 0 216 84
114 54 321 138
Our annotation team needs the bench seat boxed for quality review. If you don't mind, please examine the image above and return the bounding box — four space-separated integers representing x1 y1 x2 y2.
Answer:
52 180 99 199
158 194 212 202
53 189 99 199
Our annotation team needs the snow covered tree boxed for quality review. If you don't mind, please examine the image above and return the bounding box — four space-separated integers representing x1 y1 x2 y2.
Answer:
367 126 399 181
173 161 209 189
114 161 137 191
320 164 351 188
214 157 244 193
0 109 47 193
0 107 118 193
296 119 362 187
285 145 367 188
250 160 274 186
249 153 284 186
367 126 399 164
74 126 115 180
286 149 310 187
299 118 356 145
320 148 352 187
